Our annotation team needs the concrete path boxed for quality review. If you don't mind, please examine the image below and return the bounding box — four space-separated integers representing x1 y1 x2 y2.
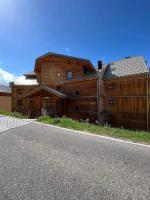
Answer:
0 115 33 132
0 122 150 199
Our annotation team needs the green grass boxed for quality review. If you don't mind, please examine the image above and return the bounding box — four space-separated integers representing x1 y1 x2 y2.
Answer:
0 109 24 119
37 116 150 144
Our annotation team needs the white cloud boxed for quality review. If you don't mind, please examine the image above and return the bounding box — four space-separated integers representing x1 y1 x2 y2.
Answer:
0 67 38 86
0 68 16 85
14 75 38 85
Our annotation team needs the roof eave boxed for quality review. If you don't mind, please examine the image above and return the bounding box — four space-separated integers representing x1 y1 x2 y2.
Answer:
34 52 95 72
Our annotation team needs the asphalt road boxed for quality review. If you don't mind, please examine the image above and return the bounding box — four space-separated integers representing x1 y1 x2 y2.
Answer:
0 122 150 200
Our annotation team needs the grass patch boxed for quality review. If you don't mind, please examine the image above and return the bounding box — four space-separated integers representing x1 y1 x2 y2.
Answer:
37 116 150 144
0 109 24 119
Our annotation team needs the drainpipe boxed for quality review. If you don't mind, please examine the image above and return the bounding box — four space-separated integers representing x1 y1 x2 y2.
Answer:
97 71 100 124
146 71 149 131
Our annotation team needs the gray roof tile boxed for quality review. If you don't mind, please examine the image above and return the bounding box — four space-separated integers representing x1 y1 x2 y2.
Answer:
103 56 149 79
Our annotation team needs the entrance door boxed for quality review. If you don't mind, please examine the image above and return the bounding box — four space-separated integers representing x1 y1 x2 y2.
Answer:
41 97 56 117
28 98 36 118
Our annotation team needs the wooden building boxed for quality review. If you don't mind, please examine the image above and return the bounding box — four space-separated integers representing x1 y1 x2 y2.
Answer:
11 53 150 131
11 53 98 121
98 56 150 131
0 85 12 112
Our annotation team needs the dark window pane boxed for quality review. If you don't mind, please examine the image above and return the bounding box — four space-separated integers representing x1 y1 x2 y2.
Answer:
75 105 80 111
74 90 80 96
57 86 62 92
17 100 23 106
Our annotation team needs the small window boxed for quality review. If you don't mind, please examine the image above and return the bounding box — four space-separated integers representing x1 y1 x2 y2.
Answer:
74 90 80 96
108 84 116 90
17 89 23 95
67 71 72 79
30 100 33 104
108 97 116 104
57 72 61 77
17 100 23 106
75 105 80 112
57 86 62 92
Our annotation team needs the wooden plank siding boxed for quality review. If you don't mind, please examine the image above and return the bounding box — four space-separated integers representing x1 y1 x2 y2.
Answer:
11 53 149 131
11 55 97 122
62 78 97 122
35 56 94 86
103 75 150 130
12 85 38 115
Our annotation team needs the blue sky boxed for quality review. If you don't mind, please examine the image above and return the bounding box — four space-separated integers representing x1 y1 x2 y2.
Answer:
0 0 150 83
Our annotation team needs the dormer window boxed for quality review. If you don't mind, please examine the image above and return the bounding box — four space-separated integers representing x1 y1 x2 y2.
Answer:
67 71 72 79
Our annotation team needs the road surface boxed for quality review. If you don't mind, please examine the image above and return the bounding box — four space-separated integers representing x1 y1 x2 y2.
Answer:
0 122 150 199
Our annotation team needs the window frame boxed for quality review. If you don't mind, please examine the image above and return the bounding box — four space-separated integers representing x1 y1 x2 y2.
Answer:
57 72 61 77
17 89 23 95
17 100 23 106
108 97 117 104
74 90 80 96
67 71 73 80
56 85 62 92
74 105 80 112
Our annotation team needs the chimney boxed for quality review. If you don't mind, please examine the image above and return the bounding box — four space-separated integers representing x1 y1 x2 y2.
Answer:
98 60 103 70
9 81 14 88
125 56 131 59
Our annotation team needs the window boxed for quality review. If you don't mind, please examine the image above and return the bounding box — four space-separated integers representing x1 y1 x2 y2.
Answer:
108 84 116 90
30 100 33 104
83 66 93 76
75 105 80 112
17 100 23 106
74 90 80 96
57 86 62 92
108 97 117 104
67 71 72 79
57 72 61 77
17 89 23 95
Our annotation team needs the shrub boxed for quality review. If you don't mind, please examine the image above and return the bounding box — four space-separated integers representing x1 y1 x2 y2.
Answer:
37 116 150 144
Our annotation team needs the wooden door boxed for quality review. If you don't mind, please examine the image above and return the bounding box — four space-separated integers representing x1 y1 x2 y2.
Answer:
41 97 57 117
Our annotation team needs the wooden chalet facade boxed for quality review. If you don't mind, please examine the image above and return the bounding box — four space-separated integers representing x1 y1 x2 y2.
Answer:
11 53 150 131
98 56 150 131
11 53 98 121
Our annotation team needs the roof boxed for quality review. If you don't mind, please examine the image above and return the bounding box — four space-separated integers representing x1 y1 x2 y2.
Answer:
14 76 38 86
34 52 95 71
24 85 68 98
0 85 11 93
103 56 149 79
24 71 37 77
36 52 91 63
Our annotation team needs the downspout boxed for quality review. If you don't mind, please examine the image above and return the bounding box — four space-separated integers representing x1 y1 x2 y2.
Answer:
146 71 149 131
9 81 14 112
97 71 100 124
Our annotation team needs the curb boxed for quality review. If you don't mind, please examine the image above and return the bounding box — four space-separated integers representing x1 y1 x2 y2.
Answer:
34 122 150 148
